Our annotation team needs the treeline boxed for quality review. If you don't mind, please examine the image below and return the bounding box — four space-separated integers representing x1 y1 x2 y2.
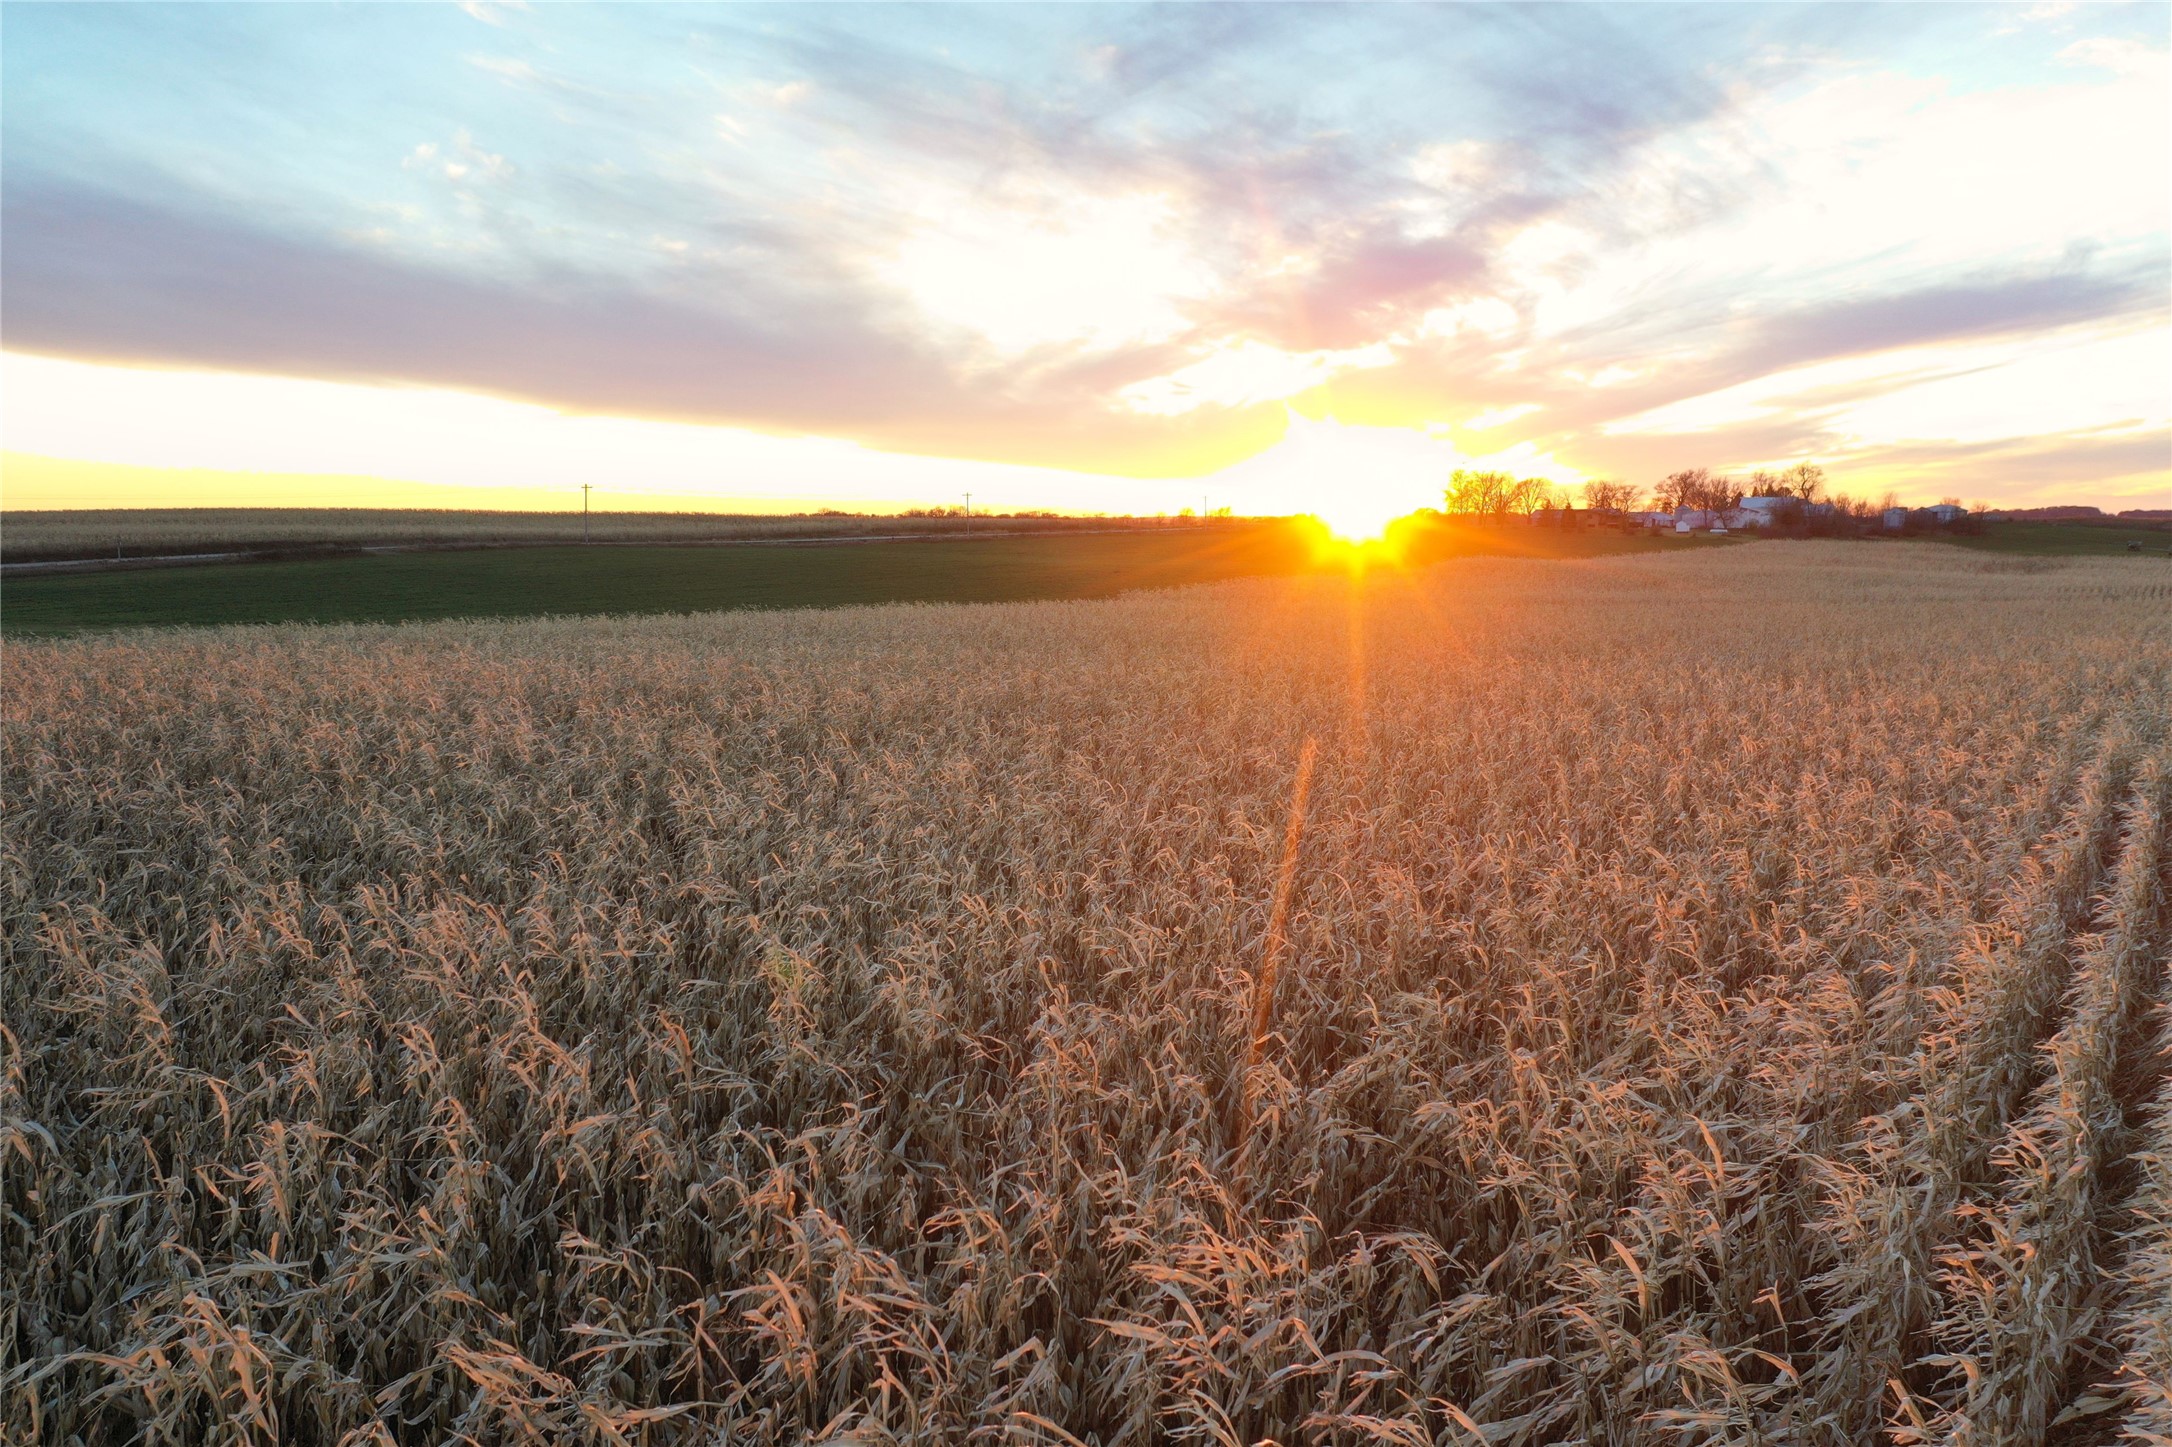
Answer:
1445 462 1853 517
1439 463 1989 534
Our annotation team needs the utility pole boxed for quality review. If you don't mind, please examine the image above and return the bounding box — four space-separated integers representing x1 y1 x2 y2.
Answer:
964 492 972 538
582 482 592 544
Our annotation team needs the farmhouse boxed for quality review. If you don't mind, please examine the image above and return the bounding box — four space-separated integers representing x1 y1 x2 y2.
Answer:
1736 496 1800 527
1733 497 1837 528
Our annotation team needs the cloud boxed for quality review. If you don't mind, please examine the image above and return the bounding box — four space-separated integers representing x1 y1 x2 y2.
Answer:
881 189 1207 356
1463 403 1542 431
457 1 526 28
2 2 2165 505
2058 35 2166 78
1571 319 2168 506
1119 340 1397 416
1746 269 2160 371
1231 232 1492 352
1557 265 2170 435
0 177 1273 475
403 129 513 186
0 351 1177 513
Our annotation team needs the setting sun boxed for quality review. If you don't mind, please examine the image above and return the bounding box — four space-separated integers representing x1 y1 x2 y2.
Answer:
1209 412 1465 543
1311 491 1418 544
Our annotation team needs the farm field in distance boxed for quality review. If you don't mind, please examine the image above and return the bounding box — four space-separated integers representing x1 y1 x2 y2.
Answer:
6 544 2170 1444
1946 517 2172 556
0 505 1199 565
0 518 1694 635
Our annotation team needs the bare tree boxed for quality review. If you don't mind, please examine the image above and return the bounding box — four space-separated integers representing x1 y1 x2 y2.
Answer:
1782 462 1826 503
1656 468 1716 514
1581 478 1641 512
1826 491 1878 527
1443 470 1489 515
1445 470 1523 517
1658 469 1742 522
1735 463 1827 503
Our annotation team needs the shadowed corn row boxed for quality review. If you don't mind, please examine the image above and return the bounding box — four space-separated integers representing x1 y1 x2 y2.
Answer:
2103 991 2172 1442
1791 724 2153 1442
1920 757 2168 1443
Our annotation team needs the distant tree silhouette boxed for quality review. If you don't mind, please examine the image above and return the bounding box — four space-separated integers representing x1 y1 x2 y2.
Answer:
1655 468 1742 519
1580 478 1640 513
1443 470 1546 518
1781 462 1826 502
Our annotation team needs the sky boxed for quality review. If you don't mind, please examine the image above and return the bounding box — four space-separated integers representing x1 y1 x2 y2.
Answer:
4 1 2168 518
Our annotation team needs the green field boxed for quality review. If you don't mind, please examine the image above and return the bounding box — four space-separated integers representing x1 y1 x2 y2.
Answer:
0 522 1700 635
1945 519 2172 556
9 517 2162 635
0 504 1169 563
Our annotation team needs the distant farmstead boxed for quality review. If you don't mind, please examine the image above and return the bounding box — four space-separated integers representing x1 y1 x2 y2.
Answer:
1737 496 1798 527
1886 503 1971 530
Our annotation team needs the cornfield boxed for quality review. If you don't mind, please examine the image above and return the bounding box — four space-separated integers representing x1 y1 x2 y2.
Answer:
4 544 2168 1445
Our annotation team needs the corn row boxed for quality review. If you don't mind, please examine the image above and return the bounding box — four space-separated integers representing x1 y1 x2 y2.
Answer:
1922 756 2168 1442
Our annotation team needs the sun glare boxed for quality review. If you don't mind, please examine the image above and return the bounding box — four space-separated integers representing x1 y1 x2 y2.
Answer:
1311 492 1415 544
1209 412 1452 545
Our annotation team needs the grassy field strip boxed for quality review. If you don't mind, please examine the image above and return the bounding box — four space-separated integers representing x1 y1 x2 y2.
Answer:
0 507 1200 564
1945 521 2172 558
0 531 1316 633
0 523 1224 577
0 525 1688 635
9 508 2169 566
3 550 275 576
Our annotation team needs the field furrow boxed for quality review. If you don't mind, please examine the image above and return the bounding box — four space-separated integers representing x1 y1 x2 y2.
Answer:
1791 726 2149 1441
2100 990 2172 1442
1920 758 2168 1442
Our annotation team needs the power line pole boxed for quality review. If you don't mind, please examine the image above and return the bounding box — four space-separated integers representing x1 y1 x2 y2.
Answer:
964 491 972 538
582 482 592 544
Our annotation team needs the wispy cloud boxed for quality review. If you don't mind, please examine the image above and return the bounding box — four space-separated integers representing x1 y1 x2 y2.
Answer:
2 1 2164 502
